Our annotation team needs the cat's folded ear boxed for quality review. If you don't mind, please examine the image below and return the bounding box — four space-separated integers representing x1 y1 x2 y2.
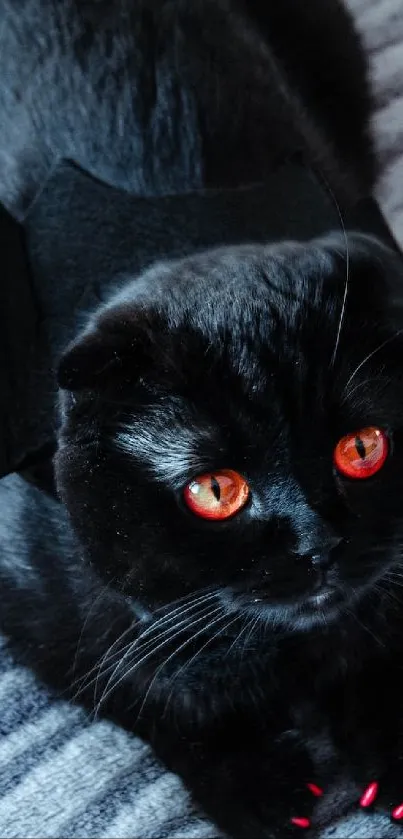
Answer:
57 306 165 391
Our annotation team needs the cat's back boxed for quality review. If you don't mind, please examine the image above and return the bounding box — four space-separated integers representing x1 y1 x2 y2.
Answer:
0 0 375 218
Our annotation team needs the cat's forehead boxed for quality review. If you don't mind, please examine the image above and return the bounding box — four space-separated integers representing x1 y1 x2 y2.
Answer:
147 240 338 318
167 241 346 369
109 240 347 371
97 232 397 406
151 235 398 382
67 231 400 420
110 239 339 321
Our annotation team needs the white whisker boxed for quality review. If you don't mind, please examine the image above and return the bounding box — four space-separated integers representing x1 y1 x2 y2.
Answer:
374 580 401 608
343 329 403 393
134 609 229 723
71 580 117 681
70 618 138 701
94 599 219 707
342 377 378 404
240 615 261 664
345 602 385 648
162 615 240 718
70 589 217 699
320 177 349 369
148 585 216 618
94 604 224 717
224 616 250 659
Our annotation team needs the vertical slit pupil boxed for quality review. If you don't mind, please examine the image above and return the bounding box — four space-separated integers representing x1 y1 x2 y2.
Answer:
355 436 366 460
211 476 221 501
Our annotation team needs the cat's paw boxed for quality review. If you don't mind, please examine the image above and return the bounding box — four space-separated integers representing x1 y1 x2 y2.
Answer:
266 780 323 837
287 782 324 832
358 776 403 826
222 779 323 838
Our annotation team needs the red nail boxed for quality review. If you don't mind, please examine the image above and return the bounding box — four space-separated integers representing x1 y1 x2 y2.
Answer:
307 782 323 798
291 817 311 829
392 803 403 820
359 781 379 808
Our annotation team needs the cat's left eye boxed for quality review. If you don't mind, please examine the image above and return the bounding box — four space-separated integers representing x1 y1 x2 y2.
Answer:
183 469 250 520
333 426 388 479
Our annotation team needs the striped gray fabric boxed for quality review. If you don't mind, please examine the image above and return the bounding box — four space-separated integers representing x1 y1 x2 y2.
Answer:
1 645 402 839
347 0 403 246
0 637 214 838
1 0 403 835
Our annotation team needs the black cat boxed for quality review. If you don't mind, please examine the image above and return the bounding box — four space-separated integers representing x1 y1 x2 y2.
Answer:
0 0 373 218
1 1 403 837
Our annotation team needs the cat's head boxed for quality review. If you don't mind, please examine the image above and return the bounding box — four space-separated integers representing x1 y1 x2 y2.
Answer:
55 233 403 633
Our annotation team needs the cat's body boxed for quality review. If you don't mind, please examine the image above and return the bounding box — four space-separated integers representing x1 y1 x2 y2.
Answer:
1 1 403 837
0 0 374 219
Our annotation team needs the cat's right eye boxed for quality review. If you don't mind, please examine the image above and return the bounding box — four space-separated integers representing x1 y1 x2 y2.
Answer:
183 469 250 520
333 427 388 479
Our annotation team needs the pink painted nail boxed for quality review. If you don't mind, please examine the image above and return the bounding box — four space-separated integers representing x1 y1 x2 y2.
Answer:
359 781 379 808
307 782 323 798
392 803 403 820
291 817 311 829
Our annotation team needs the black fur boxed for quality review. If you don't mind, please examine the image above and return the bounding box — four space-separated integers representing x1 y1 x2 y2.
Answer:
0 0 374 218
2 2 403 837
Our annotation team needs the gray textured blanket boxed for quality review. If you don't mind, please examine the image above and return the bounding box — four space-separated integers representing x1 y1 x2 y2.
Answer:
1 0 403 836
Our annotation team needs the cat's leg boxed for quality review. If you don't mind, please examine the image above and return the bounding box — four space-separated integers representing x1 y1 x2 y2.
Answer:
150 713 324 839
329 663 403 828
358 759 403 827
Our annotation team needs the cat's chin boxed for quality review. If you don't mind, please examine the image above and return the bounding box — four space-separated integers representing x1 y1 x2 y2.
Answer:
224 585 348 632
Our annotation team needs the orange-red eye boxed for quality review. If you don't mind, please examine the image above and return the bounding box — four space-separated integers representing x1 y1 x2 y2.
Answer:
333 426 388 479
183 469 249 520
